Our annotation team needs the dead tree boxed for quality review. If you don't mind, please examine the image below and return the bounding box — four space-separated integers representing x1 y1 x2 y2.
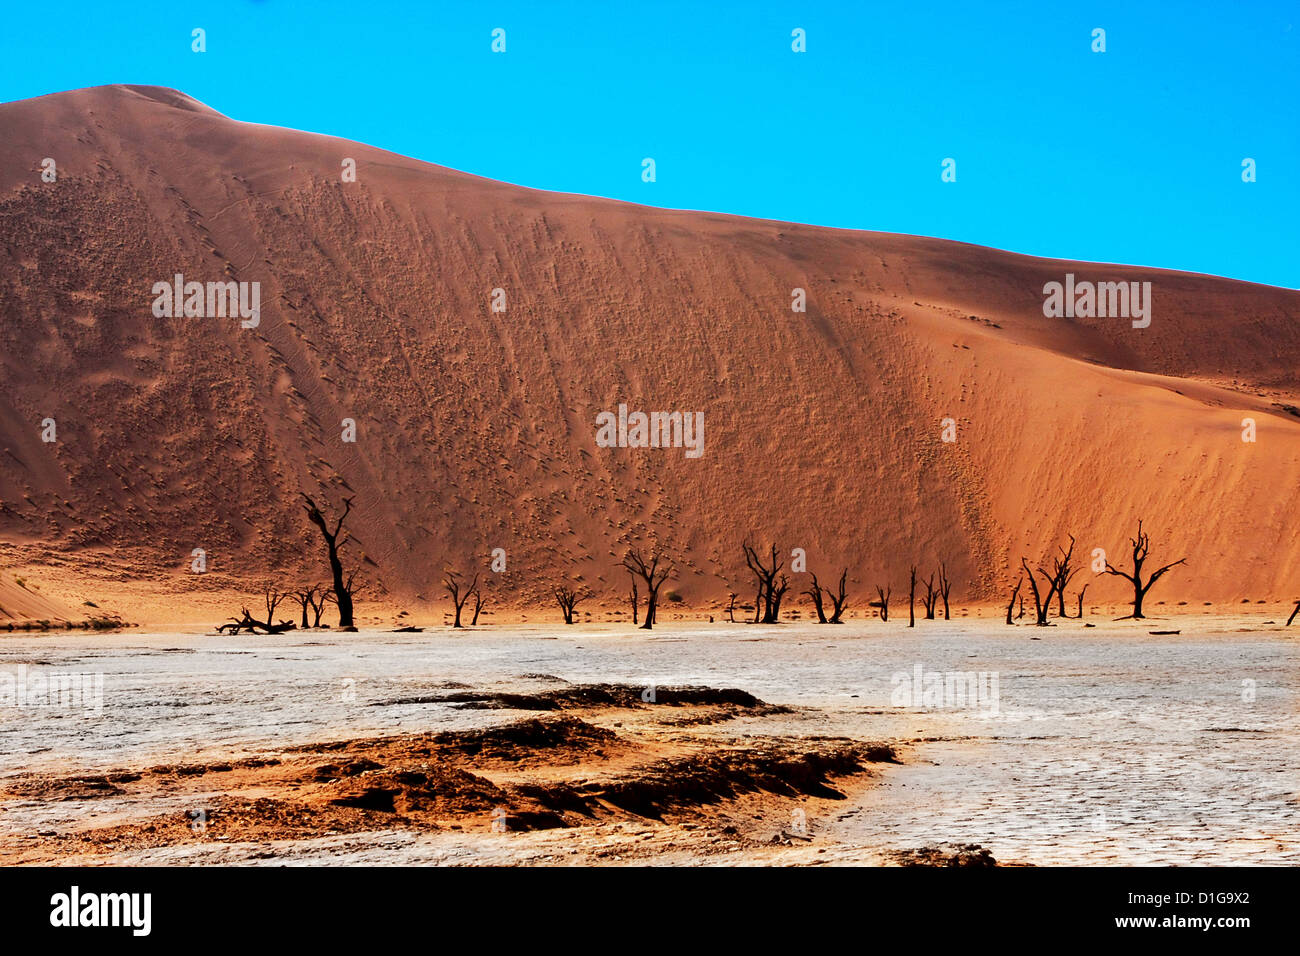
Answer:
770 574 790 621
1102 520 1187 620
1020 557 1053 626
874 584 891 622
726 592 737 623
339 572 364 616
1018 539 1078 627
921 572 939 620
1286 601 1300 626
1049 535 1080 617
629 580 639 625
443 571 478 628
555 586 585 625
222 587 296 634
827 569 849 623
308 587 335 627
743 542 785 624
293 586 318 628
293 585 331 628
1006 576 1023 625
301 493 357 628
257 587 290 630
804 573 829 624
938 563 953 620
470 585 486 625
1036 561 1064 622
1075 583 1089 619
622 549 671 630
908 566 916 628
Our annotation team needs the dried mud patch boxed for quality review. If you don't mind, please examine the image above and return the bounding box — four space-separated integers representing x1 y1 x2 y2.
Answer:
520 739 899 820
887 843 999 867
2 773 135 801
293 716 622 770
2 685 904 864
428 683 782 712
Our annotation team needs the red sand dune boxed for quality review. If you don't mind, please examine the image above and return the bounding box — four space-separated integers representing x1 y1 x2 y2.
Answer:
0 574 89 627
0 85 1297 621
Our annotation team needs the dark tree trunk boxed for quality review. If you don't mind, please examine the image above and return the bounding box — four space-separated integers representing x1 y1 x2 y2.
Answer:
743 543 784 624
1021 557 1051 626
623 550 670 631
908 566 916 628
309 589 333 627
921 573 938 620
301 494 355 628
827 569 849 623
555 587 582 625
804 573 828 623
939 563 952 620
443 571 477 628
1103 520 1186 620
225 588 296 634
1050 535 1078 617
769 575 789 622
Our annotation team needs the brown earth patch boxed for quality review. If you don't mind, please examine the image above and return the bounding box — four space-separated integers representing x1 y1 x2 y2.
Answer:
1 687 900 864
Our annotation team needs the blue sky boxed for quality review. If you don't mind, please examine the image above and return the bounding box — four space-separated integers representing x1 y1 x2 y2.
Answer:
3 1 1297 287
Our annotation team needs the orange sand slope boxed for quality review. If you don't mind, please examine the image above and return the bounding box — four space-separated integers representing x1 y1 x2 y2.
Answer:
0 574 92 627
0 84 1297 614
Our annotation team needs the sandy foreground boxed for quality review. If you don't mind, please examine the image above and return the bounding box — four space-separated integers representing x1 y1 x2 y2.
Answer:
1 616 1296 866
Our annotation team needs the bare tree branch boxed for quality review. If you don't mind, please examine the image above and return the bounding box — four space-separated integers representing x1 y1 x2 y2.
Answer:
1103 519 1186 619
